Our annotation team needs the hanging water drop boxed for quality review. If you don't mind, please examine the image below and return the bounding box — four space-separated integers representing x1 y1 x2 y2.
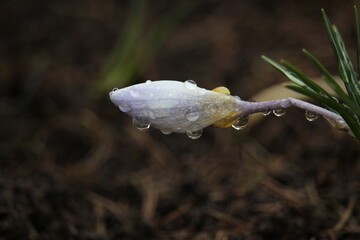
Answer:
133 117 151 131
184 80 197 90
186 129 203 139
160 129 172 135
262 110 271 116
232 116 248 130
273 108 286 117
305 110 318 121
185 107 200 121
146 80 152 85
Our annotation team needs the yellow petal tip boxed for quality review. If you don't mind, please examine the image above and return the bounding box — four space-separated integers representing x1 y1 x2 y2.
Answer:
212 86 231 95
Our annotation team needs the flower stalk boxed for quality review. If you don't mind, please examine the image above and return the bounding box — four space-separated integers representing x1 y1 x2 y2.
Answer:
110 80 350 139
236 98 348 131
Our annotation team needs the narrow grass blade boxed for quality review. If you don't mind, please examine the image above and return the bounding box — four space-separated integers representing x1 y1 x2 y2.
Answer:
321 9 345 80
93 0 192 96
322 9 360 105
136 1 194 75
281 60 330 96
96 0 148 93
302 49 347 97
262 56 307 87
302 49 360 116
355 5 360 75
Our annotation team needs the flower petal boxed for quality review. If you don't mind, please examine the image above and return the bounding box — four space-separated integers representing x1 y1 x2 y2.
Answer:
110 80 241 133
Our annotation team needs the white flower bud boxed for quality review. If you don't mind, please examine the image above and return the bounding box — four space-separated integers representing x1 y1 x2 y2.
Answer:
109 80 242 135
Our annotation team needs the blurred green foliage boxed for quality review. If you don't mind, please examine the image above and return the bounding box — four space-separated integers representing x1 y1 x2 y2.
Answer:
93 0 193 96
263 7 360 140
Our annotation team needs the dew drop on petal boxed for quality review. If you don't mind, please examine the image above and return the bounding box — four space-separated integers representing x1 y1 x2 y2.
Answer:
184 80 197 90
185 107 200 121
262 110 271 116
133 117 151 131
273 108 286 117
234 96 241 101
160 129 172 135
305 110 318 121
146 80 152 85
186 129 203 139
109 88 118 96
232 116 248 130
118 101 132 112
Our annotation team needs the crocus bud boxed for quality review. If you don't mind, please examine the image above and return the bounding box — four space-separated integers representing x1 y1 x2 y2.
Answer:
109 80 242 138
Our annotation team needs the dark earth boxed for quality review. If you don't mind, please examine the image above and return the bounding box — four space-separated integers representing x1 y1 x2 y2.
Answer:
1 0 360 239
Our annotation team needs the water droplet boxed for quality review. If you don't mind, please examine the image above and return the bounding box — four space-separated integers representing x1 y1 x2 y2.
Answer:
184 80 197 90
337 120 347 129
232 116 248 130
262 110 271 116
133 117 150 131
118 101 132 112
186 129 203 139
305 110 318 121
185 107 200 121
160 129 172 135
146 80 152 85
109 88 118 96
273 109 286 117
331 96 339 103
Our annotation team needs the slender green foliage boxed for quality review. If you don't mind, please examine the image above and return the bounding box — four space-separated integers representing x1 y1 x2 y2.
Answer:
262 7 360 140
93 0 193 95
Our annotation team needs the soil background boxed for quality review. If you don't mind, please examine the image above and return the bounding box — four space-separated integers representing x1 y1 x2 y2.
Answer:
1 0 360 239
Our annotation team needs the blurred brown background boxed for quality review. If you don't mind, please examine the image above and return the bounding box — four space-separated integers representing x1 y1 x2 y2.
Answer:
1 0 360 239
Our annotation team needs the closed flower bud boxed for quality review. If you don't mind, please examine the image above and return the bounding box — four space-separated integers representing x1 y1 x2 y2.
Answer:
109 80 242 136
